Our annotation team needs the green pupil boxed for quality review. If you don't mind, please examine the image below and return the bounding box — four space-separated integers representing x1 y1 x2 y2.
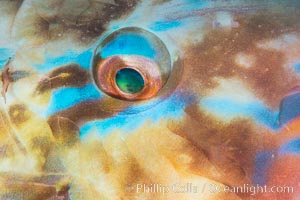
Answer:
115 68 144 94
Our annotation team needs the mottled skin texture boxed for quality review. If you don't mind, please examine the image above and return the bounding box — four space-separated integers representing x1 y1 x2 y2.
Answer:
0 0 300 199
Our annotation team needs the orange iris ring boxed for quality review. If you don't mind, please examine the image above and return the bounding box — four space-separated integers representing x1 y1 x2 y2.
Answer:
96 55 163 101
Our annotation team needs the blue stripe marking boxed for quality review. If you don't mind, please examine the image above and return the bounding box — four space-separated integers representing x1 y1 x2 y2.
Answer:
45 84 102 117
200 98 279 129
279 92 300 126
294 62 300 74
253 151 275 185
35 49 93 72
279 138 300 155
79 92 195 137
0 48 14 69
100 33 156 59
149 21 182 32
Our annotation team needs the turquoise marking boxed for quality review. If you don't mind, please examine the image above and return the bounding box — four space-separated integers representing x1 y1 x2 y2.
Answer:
45 84 102 117
35 49 93 72
149 21 182 32
295 62 300 74
100 33 156 59
79 92 194 137
0 48 14 69
200 98 280 129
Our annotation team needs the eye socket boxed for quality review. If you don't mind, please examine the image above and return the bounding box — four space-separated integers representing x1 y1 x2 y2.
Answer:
92 27 171 101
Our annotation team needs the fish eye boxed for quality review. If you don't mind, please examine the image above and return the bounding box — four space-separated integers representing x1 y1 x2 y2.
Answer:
115 68 144 94
92 27 172 101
